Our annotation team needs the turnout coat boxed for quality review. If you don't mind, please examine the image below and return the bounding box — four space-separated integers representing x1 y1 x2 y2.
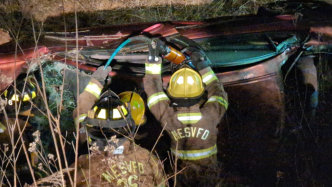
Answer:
73 140 166 187
143 61 228 186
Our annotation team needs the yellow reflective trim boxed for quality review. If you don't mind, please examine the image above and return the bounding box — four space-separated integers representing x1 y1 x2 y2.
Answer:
97 109 107 119
11 94 20 101
202 70 214 79
177 113 202 124
78 114 87 122
22 94 31 101
171 144 217 160
84 82 102 98
202 70 218 85
75 114 87 124
145 63 161 74
121 105 128 116
93 106 98 112
31 91 36 99
4 90 7 97
147 92 169 108
207 96 228 109
113 109 122 119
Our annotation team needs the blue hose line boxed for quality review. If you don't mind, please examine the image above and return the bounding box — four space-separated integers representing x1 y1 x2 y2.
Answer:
104 38 132 69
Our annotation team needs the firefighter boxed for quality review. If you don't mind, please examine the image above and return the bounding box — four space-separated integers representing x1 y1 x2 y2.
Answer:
143 39 228 186
0 76 39 178
63 66 112 143
0 76 36 144
72 90 166 187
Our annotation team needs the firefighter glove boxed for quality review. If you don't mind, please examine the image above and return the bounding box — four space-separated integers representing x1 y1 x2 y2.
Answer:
190 48 209 70
148 39 167 63
92 66 112 84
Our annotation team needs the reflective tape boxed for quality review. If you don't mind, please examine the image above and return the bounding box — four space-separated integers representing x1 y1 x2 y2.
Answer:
22 91 37 101
112 108 122 119
97 109 107 119
10 94 20 101
145 63 162 74
207 96 228 109
84 81 102 98
202 70 218 85
22 94 30 101
120 106 128 116
177 113 202 124
171 144 217 160
75 114 87 124
147 92 169 108
31 91 36 99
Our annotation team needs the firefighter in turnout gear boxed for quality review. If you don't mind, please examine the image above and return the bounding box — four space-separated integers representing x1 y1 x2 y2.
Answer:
63 66 112 143
143 39 228 186
72 90 166 187
0 76 36 144
0 76 40 170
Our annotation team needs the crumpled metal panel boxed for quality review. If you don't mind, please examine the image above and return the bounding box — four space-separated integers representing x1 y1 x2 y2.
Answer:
0 47 49 91
43 23 180 47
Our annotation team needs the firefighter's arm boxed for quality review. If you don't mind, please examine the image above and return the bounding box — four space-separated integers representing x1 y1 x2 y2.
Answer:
72 78 103 124
190 50 228 119
64 66 110 123
200 66 228 120
72 77 103 144
143 60 173 123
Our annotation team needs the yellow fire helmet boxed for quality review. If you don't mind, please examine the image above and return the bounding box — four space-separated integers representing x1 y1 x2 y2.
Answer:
167 67 204 99
119 91 146 126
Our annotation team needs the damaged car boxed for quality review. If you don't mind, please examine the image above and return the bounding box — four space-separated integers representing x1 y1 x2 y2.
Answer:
0 1 331 186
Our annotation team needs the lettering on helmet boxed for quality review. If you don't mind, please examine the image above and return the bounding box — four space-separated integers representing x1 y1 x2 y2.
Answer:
171 127 210 141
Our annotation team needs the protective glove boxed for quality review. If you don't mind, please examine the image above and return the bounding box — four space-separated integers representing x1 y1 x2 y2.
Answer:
155 39 168 56
92 66 112 84
148 38 168 63
190 48 209 70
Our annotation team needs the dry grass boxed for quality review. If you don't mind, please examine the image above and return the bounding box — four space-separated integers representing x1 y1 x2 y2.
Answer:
0 0 278 23
2 0 213 22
